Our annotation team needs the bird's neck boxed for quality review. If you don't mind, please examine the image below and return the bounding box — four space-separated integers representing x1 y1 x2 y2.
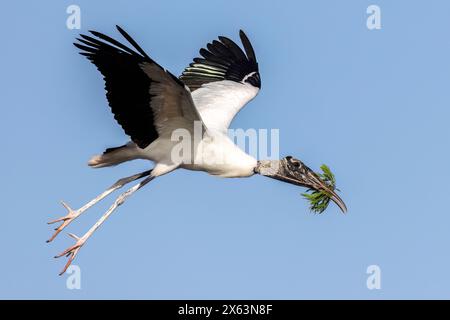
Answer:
254 160 281 177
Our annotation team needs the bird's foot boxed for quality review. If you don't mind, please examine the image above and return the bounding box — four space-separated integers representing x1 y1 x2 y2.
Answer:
54 233 86 275
47 201 80 243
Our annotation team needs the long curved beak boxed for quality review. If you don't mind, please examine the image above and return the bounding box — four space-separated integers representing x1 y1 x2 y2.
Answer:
326 188 347 213
271 164 347 214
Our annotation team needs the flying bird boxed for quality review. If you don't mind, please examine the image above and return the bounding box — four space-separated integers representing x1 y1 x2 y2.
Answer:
48 26 346 275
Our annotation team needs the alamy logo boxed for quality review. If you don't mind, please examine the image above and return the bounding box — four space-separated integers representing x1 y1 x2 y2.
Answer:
66 265 81 290
66 5 81 30
170 121 280 165
367 5 382 30
366 265 381 290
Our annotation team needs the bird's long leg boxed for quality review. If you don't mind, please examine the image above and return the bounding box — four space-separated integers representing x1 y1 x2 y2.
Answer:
55 175 155 275
47 170 152 243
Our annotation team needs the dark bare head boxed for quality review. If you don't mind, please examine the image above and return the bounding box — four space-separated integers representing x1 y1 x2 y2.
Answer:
255 156 347 213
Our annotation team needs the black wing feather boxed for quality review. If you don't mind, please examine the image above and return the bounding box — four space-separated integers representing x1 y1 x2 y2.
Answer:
86 32 138 56
180 30 260 91
116 25 152 61
74 26 158 148
239 30 257 62
218 36 247 61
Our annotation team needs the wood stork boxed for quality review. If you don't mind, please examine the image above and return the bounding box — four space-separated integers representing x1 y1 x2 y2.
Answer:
48 26 346 275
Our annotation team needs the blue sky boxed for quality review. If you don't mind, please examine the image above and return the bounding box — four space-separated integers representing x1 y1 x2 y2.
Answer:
1 0 450 299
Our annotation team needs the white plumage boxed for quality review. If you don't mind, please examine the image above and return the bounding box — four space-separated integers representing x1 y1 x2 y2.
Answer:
192 80 259 133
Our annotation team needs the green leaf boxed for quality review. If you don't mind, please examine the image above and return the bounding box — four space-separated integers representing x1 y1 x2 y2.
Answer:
302 164 338 214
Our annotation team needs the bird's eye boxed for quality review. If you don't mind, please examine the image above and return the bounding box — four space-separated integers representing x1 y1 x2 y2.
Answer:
292 160 301 168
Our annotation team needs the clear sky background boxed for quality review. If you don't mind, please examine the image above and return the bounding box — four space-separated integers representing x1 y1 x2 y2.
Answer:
1 0 450 299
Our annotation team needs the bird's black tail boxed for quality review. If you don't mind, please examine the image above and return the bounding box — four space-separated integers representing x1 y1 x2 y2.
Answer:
88 142 142 168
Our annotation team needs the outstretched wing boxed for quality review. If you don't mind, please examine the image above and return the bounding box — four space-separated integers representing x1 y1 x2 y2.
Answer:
74 26 203 149
180 30 261 132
